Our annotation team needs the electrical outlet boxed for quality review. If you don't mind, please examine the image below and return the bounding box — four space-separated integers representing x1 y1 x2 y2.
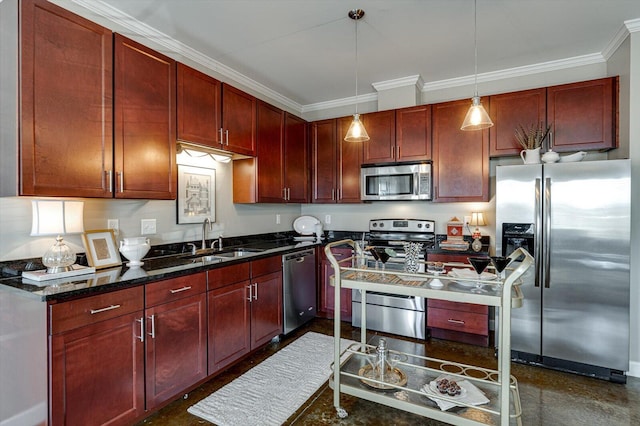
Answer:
325 214 331 224
141 219 156 235
276 214 281 224
107 219 119 232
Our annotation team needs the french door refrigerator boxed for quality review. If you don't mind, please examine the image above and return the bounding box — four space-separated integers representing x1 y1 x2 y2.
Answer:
496 159 630 382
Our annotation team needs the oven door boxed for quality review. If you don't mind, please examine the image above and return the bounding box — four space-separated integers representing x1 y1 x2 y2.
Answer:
352 290 426 339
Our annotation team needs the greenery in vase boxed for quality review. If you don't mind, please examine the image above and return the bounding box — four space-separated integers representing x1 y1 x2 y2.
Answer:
514 123 551 150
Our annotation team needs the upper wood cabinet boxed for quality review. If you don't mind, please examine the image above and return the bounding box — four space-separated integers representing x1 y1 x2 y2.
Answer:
283 112 309 203
255 100 285 203
177 63 221 147
221 84 257 156
20 0 113 197
489 88 546 157
311 117 362 203
114 34 177 200
362 106 431 164
546 77 617 152
432 99 489 203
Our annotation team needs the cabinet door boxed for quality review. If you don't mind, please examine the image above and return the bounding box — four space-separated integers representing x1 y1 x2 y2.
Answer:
145 293 207 409
250 271 283 348
221 84 256 156
207 281 251 374
432 99 489 202
20 0 113 197
363 110 396 163
50 312 145 426
337 117 363 203
319 247 352 321
396 105 432 162
114 34 177 200
489 88 546 157
284 113 309 203
256 101 284 202
546 77 617 152
311 119 337 203
177 63 221 147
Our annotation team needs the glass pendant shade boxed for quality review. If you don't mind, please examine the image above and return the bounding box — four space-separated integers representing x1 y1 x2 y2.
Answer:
344 113 370 142
461 96 493 131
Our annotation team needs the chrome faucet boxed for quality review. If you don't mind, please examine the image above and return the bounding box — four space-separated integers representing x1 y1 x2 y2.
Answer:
201 218 212 250
211 234 223 250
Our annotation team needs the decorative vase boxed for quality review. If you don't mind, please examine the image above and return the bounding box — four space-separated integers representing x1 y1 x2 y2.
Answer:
541 149 560 163
119 237 150 267
520 147 541 164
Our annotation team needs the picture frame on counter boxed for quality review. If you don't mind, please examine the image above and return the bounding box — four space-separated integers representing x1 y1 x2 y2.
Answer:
82 229 121 269
177 164 215 224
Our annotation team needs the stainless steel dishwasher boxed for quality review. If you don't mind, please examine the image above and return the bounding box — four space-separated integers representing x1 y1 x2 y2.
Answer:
282 248 317 334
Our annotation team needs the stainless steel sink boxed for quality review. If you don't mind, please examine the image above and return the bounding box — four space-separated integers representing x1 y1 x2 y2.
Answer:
216 248 264 258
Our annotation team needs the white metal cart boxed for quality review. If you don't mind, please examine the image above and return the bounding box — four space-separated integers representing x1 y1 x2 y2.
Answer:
325 240 534 426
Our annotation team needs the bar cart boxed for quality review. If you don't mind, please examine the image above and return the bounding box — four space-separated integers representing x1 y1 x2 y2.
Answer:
325 240 534 426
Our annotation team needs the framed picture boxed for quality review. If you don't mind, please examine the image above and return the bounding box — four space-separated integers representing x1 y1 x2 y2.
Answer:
82 229 121 269
177 164 215 224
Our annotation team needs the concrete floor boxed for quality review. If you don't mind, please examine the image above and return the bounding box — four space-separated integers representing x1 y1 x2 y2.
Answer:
136 318 640 426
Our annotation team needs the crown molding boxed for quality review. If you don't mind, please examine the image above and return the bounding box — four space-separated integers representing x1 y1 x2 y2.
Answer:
422 53 606 92
302 92 378 113
601 18 640 60
372 75 424 92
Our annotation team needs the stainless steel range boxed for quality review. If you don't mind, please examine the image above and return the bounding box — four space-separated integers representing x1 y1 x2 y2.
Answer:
352 219 435 339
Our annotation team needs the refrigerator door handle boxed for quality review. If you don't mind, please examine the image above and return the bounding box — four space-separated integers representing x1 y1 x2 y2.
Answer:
535 178 542 287
544 177 552 288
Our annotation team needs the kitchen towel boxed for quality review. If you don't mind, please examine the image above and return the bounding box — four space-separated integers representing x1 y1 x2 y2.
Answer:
187 332 354 426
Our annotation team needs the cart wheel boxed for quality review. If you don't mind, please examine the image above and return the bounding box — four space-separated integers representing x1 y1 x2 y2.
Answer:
336 407 348 419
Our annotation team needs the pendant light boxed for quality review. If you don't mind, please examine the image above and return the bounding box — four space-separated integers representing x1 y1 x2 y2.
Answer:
344 9 370 142
461 0 493 131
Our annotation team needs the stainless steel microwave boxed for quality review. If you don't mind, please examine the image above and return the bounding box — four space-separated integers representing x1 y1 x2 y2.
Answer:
361 162 432 201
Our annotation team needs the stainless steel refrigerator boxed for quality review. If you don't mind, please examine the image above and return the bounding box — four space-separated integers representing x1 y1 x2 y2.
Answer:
496 159 630 382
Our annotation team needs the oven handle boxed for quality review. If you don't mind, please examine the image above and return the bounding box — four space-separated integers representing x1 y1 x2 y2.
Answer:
362 290 418 300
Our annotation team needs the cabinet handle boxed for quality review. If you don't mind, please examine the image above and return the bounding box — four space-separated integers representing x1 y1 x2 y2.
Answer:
287 188 291 201
169 286 192 294
283 187 287 200
246 285 253 302
331 188 335 201
148 314 156 338
447 319 465 325
106 170 113 193
548 130 554 150
136 317 144 342
89 304 121 315
219 128 224 145
253 283 258 300
397 146 400 159
225 129 229 146
116 171 124 193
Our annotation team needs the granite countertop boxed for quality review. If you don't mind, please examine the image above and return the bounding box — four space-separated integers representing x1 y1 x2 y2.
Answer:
0 231 364 302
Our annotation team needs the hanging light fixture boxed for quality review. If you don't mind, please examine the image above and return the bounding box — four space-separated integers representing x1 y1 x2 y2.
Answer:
344 8 370 142
461 0 493 131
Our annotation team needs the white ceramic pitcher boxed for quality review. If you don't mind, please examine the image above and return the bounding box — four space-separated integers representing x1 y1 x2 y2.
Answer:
520 147 541 164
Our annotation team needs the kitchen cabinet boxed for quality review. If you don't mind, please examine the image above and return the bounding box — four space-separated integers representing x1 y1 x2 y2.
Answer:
114 34 177 200
143 274 207 410
489 88 546 157
546 77 617 152
220 84 257 156
311 117 362 203
177 63 221 147
207 256 282 374
318 246 352 321
427 253 489 346
49 286 145 426
234 104 308 203
363 106 431 164
20 0 113 198
431 99 489 202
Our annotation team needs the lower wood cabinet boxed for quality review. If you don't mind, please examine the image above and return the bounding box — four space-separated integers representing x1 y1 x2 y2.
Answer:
318 246 352 321
207 256 283 374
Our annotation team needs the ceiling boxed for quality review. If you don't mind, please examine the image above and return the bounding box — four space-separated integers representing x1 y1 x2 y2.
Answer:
70 0 640 113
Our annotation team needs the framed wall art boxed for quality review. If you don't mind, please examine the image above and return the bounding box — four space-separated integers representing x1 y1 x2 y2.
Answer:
82 229 121 269
177 164 215 224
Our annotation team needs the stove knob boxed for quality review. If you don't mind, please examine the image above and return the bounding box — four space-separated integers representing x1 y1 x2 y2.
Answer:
379 223 384 228
417 223 423 228
372 223 378 227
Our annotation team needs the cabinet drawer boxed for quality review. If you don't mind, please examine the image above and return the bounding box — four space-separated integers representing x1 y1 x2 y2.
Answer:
207 262 251 290
50 286 143 334
251 255 281 277
428 307 488 335
145 273 206 307
427 299 488 314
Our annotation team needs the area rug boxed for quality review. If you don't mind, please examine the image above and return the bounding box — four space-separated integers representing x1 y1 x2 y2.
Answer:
187 331 355 426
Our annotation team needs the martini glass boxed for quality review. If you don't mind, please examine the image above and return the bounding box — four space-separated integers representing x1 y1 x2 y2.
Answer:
368 247 380 269
467 256 491 293
490 256 512 291
374 248 391 281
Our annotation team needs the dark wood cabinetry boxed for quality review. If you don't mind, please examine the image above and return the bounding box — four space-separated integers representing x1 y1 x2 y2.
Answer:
20 0 113 198
114 34 177 200
221 84 257 156
363 110 396 163
49 287 145 426
143 274 207 410
255 101 285 202
432 99 489 202
319 247 352 321
283 113 309 202
311 117 362 203
177 63 221 147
